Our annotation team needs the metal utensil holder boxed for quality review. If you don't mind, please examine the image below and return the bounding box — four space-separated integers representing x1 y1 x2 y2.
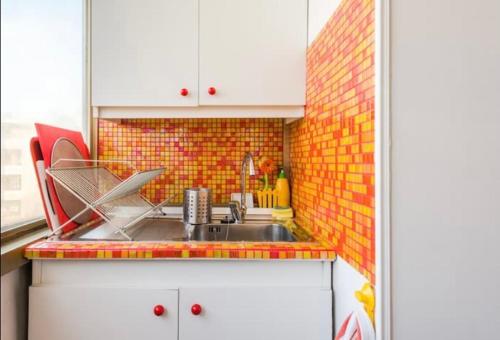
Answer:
183 188 212 225
45 159 171 240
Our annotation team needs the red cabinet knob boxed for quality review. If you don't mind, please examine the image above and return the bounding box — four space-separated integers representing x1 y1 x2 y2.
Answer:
180 88 189 96
153 305 165 316
191 304 202 315
208 87 216 95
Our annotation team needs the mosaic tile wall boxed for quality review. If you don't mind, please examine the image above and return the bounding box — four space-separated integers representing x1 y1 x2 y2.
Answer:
289 0 375 282
98 119 283 205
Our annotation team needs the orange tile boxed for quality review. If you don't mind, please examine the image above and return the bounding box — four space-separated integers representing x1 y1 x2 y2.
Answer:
98 119 284 205
289 0 375 283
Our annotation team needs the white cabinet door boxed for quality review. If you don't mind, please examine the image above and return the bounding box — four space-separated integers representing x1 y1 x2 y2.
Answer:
199 0 307 106
179 287 332 340
91 0 198 106
29 287 178 340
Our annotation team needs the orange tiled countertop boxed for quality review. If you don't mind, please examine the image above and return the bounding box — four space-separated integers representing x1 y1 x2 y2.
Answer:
25 218 335 261
25 240 335 261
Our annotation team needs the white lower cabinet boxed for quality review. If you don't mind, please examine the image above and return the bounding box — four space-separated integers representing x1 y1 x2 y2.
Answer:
28 287 179 340
28 261 333 340
179 287 332 340
29 286 331 340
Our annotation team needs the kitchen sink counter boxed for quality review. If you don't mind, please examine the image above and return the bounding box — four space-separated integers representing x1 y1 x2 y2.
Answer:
26 217 335 340
25 219 335 261
25 240 334 260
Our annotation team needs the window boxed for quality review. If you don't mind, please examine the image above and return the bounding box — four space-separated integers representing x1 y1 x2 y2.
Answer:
1 0 84 231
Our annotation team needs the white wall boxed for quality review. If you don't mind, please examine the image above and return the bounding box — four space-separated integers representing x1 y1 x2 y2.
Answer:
390 0 500 338
307 0 341 45
1 265 30 340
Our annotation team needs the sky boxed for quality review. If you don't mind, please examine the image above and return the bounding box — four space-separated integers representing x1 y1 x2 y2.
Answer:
1 0 83 129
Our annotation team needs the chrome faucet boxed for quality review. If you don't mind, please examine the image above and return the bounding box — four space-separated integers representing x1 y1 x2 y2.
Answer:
228 200 243 224
239 152 255 221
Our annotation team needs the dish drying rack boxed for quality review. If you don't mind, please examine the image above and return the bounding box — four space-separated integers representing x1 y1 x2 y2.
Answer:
46 159 172 240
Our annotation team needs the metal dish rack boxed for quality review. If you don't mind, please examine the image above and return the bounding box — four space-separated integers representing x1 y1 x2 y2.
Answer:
46 159 172 240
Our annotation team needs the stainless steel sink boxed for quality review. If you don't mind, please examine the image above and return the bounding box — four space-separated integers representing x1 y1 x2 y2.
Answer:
188 224 296 242
74 218 296 242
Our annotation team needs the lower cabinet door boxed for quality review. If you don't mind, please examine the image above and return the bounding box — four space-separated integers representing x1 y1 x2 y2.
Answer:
179 287 332 340
29 286 178 340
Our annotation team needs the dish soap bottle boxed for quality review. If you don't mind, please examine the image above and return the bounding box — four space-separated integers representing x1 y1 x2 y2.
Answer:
274 168 290 208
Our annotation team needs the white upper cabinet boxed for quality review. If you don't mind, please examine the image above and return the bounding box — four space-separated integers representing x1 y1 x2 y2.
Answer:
91 0 307 116
198 0 307 106
91 0 198 107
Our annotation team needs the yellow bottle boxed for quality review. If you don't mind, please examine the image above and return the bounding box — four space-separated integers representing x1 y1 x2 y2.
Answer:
274 169 290 208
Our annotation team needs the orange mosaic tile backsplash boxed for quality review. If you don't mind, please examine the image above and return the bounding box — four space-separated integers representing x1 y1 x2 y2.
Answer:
289 0 375 282
98 119 283 205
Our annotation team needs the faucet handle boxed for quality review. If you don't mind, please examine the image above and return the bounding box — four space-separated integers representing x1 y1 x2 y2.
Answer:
228 201 242 224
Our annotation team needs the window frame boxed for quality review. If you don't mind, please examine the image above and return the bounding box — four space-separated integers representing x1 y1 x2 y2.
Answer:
0 0 89 248
1 218 47 244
